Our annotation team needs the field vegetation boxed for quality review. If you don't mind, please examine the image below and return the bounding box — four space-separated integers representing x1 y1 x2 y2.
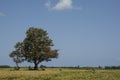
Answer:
0 68 120 80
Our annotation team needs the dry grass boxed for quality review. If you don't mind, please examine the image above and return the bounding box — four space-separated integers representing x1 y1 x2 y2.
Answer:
0 68 120 80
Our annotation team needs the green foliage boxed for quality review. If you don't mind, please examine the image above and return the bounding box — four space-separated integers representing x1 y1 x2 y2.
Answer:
9 27 58 70
9 42 24 70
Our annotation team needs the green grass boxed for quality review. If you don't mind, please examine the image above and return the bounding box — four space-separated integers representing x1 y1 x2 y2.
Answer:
0 68 120 80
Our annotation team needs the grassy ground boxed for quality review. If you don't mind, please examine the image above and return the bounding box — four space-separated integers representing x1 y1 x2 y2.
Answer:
0 68 120 80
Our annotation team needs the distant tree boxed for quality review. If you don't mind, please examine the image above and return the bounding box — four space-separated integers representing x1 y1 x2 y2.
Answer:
9 42 24 70
98 65 102 69
9 27 58 70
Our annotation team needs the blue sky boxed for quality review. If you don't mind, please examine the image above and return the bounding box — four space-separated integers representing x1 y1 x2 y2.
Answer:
0 0 120 67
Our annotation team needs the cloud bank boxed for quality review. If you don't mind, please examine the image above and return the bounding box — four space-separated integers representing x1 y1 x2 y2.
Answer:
45 0 79 10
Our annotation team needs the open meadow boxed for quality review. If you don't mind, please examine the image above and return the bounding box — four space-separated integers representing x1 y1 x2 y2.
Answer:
0 68 120 80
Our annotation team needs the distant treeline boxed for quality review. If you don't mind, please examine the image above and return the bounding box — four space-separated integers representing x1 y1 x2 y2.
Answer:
45 65 120 70
0 65 10 68
0 65 120 70
104 66 120 70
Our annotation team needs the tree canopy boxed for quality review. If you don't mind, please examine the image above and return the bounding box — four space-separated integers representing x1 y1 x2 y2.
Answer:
9 27 58 70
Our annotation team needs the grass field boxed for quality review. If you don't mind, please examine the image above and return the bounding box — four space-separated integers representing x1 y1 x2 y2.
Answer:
0 68 120 80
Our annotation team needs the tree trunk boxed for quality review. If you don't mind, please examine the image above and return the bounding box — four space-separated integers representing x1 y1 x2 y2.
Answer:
34 63 38 70
15 62 20 70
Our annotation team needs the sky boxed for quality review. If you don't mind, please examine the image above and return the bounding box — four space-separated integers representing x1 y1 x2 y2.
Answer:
0 0 120 67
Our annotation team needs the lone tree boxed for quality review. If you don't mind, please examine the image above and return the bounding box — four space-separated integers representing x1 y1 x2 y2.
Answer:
10 27 58 70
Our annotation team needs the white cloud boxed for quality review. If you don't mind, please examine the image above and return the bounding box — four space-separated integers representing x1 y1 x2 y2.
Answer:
0 12 6 16
53 0 73 10
45 0 79 10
